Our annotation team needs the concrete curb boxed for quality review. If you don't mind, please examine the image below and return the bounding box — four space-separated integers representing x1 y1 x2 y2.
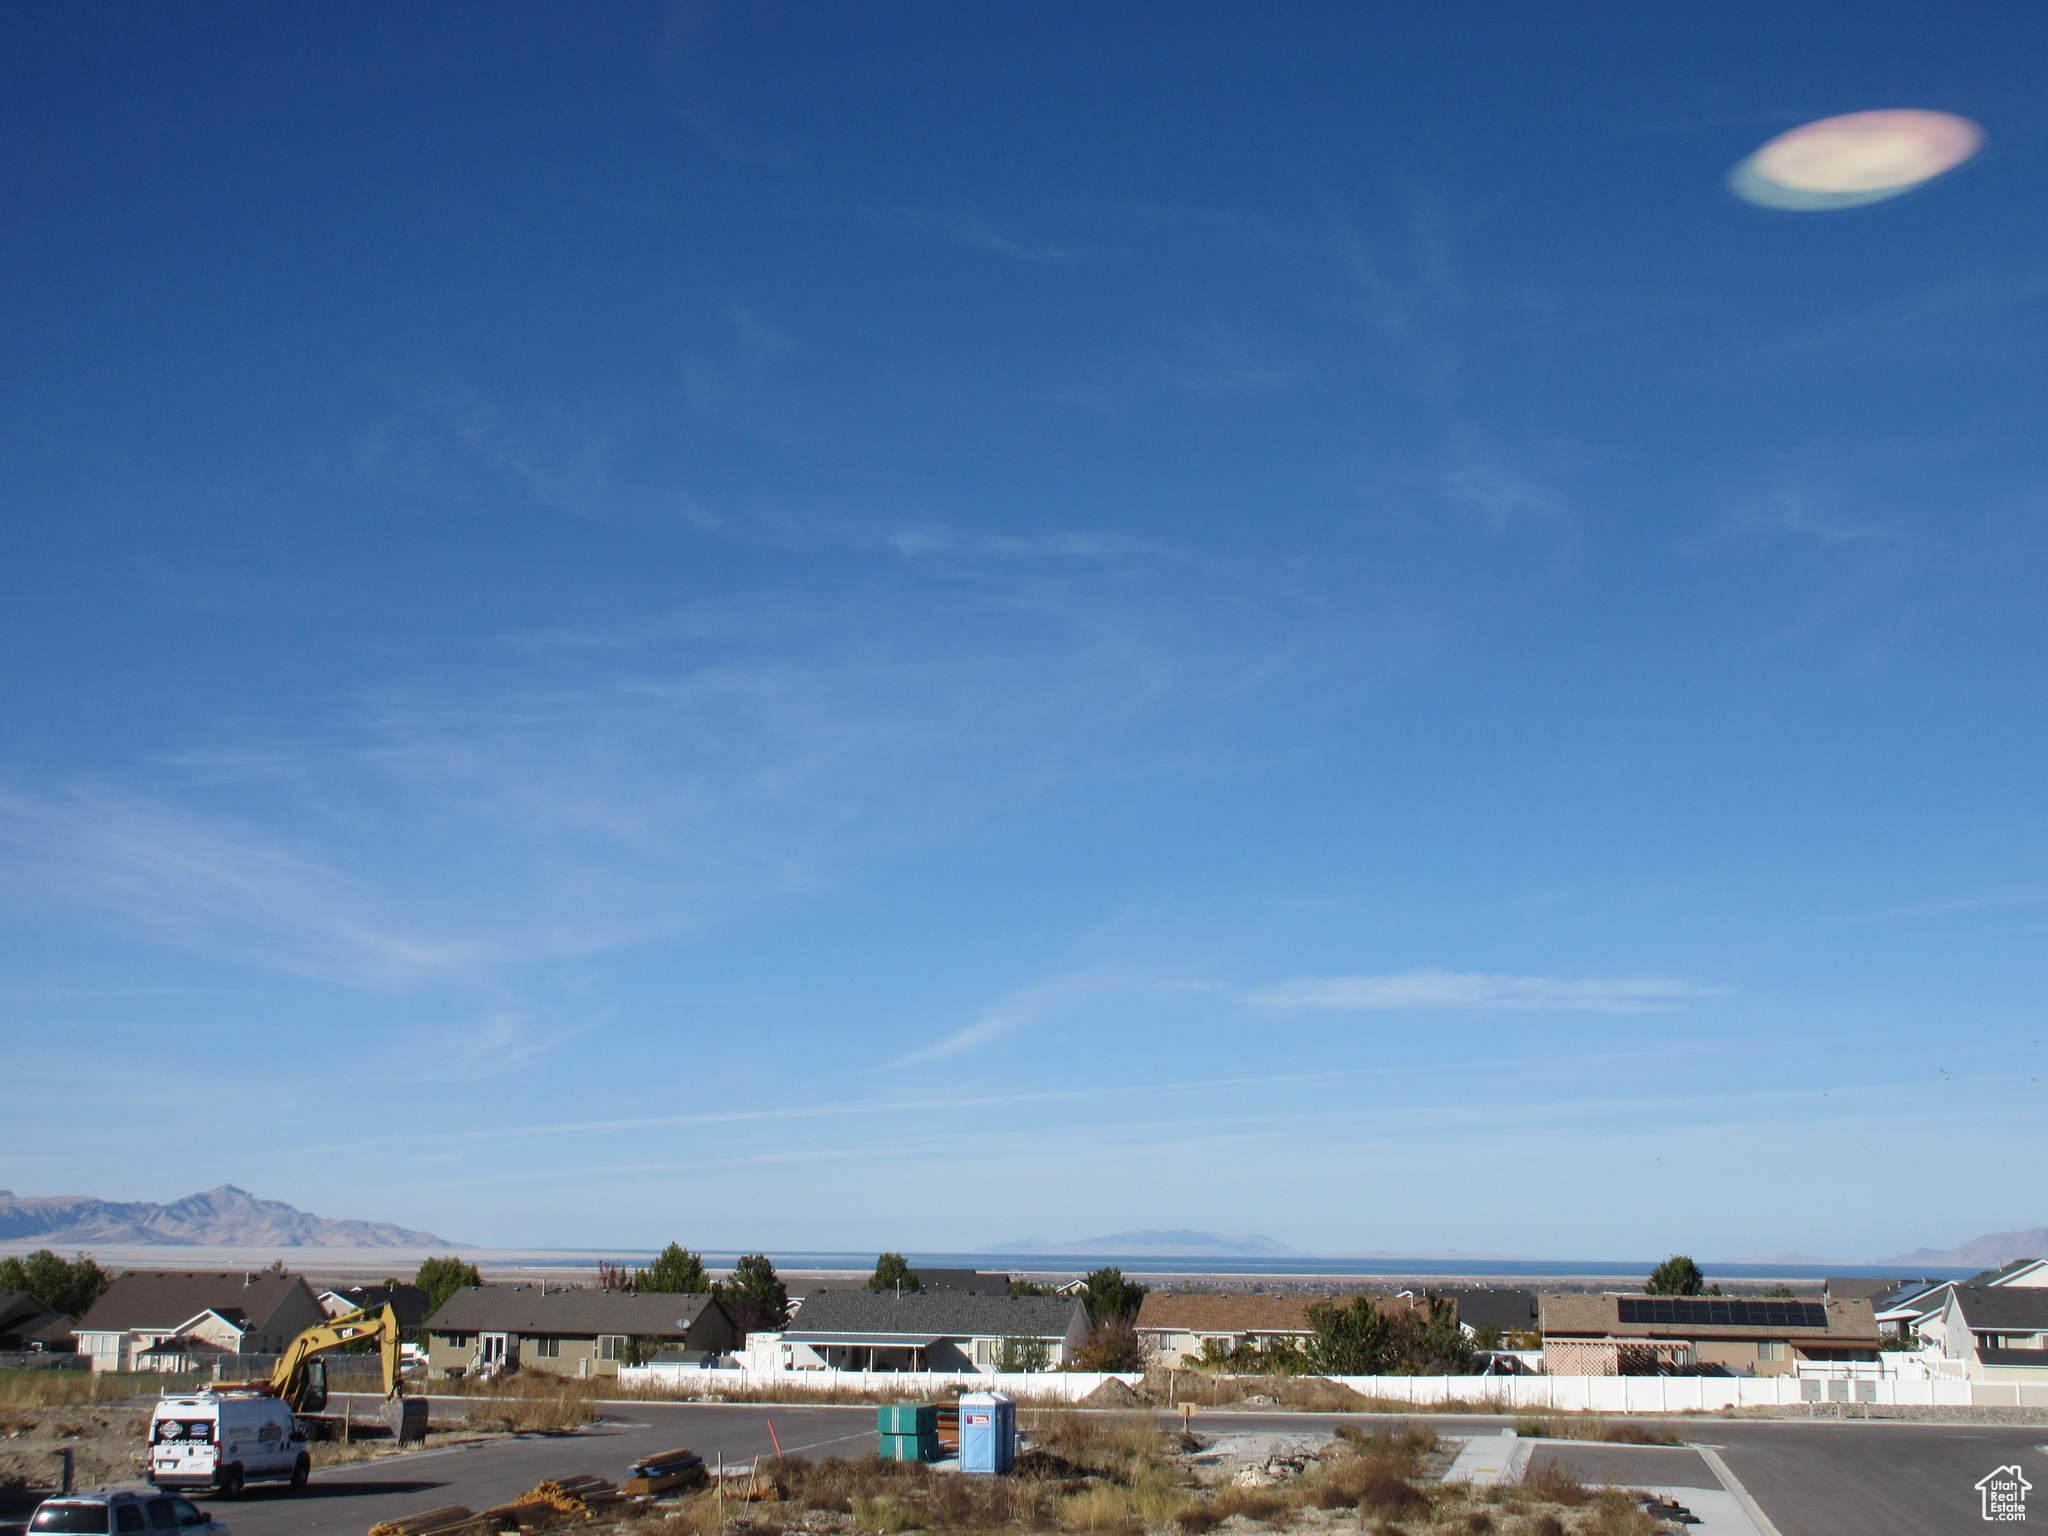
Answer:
1694 1445 1786 1536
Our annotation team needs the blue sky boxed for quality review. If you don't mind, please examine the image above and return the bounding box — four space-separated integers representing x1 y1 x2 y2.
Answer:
3 2 2045 1262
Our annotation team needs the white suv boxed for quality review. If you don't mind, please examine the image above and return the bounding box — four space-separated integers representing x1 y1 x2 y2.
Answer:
28 1491 228 1534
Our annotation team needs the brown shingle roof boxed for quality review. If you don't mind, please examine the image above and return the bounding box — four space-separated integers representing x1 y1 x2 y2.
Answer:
1136 1292 1437 1335
428 1285 729 1338
1135 1294 1321 1334
1538 1293 1879 1344
74 1273 315 1335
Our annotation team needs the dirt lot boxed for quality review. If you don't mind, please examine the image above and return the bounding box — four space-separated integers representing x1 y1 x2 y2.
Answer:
585 1416 1686 1536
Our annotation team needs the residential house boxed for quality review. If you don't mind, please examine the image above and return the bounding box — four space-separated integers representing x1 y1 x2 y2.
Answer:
1966 1258 2048 1288
1872 1259 2047 1355
1434 1289 1538 1343
318 1284 433 1331
1135 1293 1315 1367
1538 1293 1880 1376
762 1288 1086 1372
72 1272 327 1373
1873 1280 1952 1349
0 1291 74 1353
1824 1278 1921 1305
1134 1292 1440 1368
424 1286 735 1378
1938 1286 2048 1383
808 1270 1016 1296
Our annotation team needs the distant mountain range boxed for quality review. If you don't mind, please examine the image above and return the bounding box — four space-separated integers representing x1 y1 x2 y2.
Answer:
993 1230 1302 1258
0 1186 448 1248
1881 1226 2048 1268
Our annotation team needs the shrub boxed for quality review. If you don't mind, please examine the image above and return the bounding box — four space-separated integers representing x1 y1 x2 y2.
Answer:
1511 1416 1680 1447
851 1494 913 1534
1512 1465 1591 1508
1072 1322 1143 1372
1356 1473 1429 1519
1582 1488 1659 1536
1530 1517 1565 1536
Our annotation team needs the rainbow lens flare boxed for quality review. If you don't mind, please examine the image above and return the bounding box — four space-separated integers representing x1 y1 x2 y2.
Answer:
1728 109 1983 210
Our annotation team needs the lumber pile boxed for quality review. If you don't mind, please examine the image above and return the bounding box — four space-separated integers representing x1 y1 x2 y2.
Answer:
482 1473 636 1527
625 1447 707 1496
367 1507 485 1536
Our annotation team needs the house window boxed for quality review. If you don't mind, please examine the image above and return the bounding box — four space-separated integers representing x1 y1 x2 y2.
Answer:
598 1335 626 1361
974 1339 995 1366
443 1333 470 1350
536 1337 560 1358
1757 1342 1786 1361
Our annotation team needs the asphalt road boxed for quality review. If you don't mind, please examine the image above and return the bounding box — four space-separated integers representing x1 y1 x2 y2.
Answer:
213 1400 876 1536
140 1401 2048 1536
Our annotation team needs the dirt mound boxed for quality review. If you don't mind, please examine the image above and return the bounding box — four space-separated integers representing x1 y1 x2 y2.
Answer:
1078 1377 1144 1408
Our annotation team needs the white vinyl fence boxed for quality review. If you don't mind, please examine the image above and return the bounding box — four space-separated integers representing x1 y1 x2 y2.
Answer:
614 1364 2044 1410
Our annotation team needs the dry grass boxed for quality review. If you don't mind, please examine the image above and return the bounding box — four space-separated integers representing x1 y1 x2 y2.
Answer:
1579 1487 1661 1536
0 1371 202 1408
1511 1416 1682 1446
1144 1371 1509 1415
461 1388 600 1433
1502 1463 1593 1508
1022 1412 1168 1478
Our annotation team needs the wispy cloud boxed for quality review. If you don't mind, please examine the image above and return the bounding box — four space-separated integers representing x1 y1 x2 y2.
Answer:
0 785 503 988
885 969 1193 1068
1247 969 1722 1012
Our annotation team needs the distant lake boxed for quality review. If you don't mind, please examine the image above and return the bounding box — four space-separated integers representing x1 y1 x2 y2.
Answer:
520 1250 1978 1282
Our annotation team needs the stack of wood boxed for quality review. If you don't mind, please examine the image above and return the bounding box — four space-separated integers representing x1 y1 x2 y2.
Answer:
712 1459 780 1502
367 1507 485 1536
482 1473 635 1527
625 1447 707 1495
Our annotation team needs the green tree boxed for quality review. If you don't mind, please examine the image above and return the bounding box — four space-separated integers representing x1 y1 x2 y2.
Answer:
1417 1292 1474 1373
1303 1296 1396 1374
867 1253 920 1292
1079 1267 1147 1327
1766 1286 1795 1299
714 1253 789 1336
415 1255 482 1315
0 1251 109 1319
1645 1256 1706 1296
638 1243 711 1294
997 1336 1052 1372
1007 1278 1059 1297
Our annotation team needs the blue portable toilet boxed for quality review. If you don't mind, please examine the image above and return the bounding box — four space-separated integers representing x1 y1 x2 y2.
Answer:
957 1390 1015 1474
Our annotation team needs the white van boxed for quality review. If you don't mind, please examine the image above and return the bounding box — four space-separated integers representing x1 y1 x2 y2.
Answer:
148 1391 309 1497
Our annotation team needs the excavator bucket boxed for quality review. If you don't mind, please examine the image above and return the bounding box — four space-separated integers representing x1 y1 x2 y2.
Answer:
384 1395 428 1443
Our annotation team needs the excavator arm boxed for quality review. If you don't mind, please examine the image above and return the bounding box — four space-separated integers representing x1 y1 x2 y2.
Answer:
268 1303 404 1411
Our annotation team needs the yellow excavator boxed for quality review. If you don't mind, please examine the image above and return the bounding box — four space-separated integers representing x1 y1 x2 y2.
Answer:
220 1302 426 1441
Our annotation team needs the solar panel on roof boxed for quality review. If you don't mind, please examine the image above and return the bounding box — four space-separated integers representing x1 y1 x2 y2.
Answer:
1616 1297 1827 1328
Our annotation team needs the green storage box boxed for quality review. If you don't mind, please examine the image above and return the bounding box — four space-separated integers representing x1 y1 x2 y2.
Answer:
877 1404 939 1436
878 1432 941 1463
